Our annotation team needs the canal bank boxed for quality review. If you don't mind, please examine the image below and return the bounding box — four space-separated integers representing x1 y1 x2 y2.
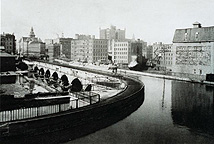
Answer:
69 73 214 144
64 61 214 86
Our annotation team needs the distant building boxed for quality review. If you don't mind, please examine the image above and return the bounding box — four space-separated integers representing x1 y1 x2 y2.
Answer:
19 27 45 57
75 34 95 40
0 33 16 54
172 22 214 75
71 36 108 63
152 42 173 70
111 39 144 68
99 25 126 41
45 43 61 62
53 37 73 59
146 45 153 60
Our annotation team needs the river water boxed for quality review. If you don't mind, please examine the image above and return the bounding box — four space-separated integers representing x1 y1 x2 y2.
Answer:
67 76 214 144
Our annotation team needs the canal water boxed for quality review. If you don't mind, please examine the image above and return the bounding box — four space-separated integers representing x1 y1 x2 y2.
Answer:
68 76 214 144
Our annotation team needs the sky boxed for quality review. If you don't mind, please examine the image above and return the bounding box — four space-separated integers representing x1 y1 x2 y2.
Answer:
1 0 214 44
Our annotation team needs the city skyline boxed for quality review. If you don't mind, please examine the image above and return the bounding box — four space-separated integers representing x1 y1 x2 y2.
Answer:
1 0 214 44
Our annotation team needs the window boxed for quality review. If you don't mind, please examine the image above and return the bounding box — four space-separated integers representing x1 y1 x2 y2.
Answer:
200 69 202 75
185 33 188 41
195 32 199 39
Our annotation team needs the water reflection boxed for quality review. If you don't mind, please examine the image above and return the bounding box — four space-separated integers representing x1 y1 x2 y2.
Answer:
171 81 214 135
68 76 214 144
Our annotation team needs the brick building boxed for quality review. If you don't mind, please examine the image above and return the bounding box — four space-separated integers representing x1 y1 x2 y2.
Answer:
0 33 16 54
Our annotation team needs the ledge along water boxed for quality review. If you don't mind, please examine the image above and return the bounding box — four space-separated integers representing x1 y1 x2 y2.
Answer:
0 61 145 144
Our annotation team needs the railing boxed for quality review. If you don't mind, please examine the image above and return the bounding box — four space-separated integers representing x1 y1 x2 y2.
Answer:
0 103 70 123
71 91 100 105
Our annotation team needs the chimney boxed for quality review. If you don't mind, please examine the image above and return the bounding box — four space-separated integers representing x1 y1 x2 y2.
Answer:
193 21 202 28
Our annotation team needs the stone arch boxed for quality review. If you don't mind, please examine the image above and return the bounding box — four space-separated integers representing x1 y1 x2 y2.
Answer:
34 66 39 72
60 75 69 86
52 72 58 81
70 78 83 92
45 70 51 78
39 68 45 76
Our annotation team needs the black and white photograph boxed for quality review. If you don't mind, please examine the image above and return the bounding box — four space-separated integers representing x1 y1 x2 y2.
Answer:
0 0 214 143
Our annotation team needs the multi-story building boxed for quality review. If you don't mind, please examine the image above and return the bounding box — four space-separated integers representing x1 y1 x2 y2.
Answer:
146 45 153 60
172 22 214 76
111 39 144 68
71 35 108 63
112 40 131 68
99 25 126 41
53 37 73 59
28 41 46 57
0 33 16 54
152 42 173 70
19 27 45 57
45 40 61 61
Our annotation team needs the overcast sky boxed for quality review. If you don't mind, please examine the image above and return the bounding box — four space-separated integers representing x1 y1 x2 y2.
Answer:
1 0 214 44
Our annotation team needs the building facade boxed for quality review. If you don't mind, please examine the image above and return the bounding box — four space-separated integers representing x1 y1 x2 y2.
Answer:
111 40 144 68
71 35 108 63
99 25 126 41
0 33 16 54
53 37 73 59
146 45 153 60
19 27 45 57
172 22 214 75
45 41 61 62
152 42 173 70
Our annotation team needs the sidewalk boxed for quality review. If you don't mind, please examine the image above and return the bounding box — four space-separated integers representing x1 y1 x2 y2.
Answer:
70 62 214 86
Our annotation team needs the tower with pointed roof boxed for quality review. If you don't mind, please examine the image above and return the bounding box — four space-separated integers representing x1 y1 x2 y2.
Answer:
29 27 35 38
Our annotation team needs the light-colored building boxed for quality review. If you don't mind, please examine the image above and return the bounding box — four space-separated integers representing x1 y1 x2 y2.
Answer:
99 25 126 41
19 27 45 57
28 41 46 56
71 35 108 63
172 22 214 76
112 40 131 67
111 39 144 68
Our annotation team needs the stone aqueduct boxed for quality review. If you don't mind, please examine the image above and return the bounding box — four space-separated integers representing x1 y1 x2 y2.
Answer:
30 61 86 87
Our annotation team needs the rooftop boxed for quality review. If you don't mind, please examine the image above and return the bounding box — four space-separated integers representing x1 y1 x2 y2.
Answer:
0 51 16 57
173 23 214 43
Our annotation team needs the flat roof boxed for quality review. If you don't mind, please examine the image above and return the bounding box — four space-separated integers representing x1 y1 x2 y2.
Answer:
0 51 16 57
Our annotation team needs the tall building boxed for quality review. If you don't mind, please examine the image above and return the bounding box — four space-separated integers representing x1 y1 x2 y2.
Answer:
99 25 126 41
172 22 214 75
71 35 108 63
0 33 16 54
146 45 153 60
53 37 73 59
19 27 45 57
44 40 61 61
111 39 144 68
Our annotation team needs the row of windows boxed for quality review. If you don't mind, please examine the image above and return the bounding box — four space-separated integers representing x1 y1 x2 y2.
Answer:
114 56 128 59
114 43 129 47
114 52 128 55
161 61 172 65
114 48 129 51
114 60 128 63
94 53 107 56
94 40 107 44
